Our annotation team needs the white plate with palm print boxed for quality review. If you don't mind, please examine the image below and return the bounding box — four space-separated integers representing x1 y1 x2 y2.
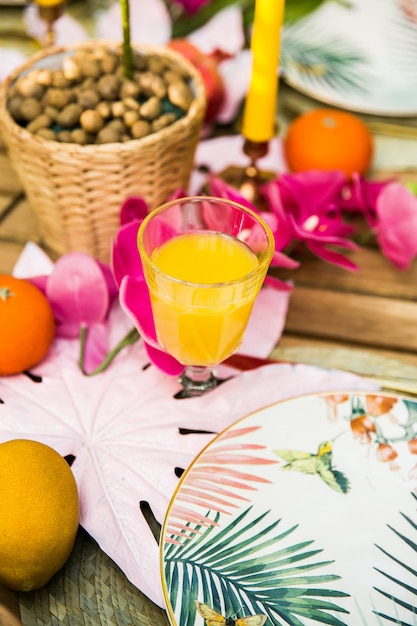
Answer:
161 391 417 626
281 0 417 116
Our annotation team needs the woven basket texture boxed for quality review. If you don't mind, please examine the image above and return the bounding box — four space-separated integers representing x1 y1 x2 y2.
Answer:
18 527 169 626
0 41 206 263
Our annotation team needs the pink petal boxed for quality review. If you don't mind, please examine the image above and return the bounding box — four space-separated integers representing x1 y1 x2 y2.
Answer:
375 182 417 270
288 213 356 246
307 241 358 272
28 275 49 294
120 196 149 225
263 274 293 293
271 250 300 269
46 252 109 325
167 188 187 201
119 276 158 345
55 321 82 339
143 342 185 376
208 174 259 212
278 170 347 217
339 174 390 227
97 261 119 305
112 221 142 286
83 322 108 373
262 180 294 250
119 276 184 376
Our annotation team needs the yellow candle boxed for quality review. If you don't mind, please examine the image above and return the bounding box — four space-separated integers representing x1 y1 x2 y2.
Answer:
241 0 285 143
33 0 64 7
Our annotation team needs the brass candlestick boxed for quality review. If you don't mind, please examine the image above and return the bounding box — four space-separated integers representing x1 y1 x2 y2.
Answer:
218 138 277 211
36 1 66 47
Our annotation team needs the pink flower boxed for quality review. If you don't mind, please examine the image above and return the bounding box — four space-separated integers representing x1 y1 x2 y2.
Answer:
374 182 417 270
331 175 417 269
208 174 299 277
112 197 185 376
30 252 118 373
264 170 359 271
112 188 294 375
337 173 391 227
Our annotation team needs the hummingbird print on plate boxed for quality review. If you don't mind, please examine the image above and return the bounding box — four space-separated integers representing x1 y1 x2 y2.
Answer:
274 439 350 494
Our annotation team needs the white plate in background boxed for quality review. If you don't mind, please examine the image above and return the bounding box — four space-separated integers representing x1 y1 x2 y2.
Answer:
281 0 417 116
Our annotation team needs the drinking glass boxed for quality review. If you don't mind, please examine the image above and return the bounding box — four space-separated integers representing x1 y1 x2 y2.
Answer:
137 196 274 396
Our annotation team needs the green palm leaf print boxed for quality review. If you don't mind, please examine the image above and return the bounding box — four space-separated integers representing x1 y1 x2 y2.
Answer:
164 507 350 626
281 31 369 95
373 493 417 624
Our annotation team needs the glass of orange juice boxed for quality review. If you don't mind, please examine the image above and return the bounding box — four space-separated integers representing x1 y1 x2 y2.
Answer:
137 196 274 396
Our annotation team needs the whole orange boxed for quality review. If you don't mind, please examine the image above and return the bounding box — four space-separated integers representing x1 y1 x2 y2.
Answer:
0 439 79 591
0 275 55 376
283 108 374 178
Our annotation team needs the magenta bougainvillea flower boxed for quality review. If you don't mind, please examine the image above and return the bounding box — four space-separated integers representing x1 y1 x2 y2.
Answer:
209 168 417 272
208 174 299 273
263 170 359 271
210 170 359 271
337 173 391 227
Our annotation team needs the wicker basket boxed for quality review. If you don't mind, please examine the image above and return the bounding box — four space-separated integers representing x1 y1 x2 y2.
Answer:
0 41 206 263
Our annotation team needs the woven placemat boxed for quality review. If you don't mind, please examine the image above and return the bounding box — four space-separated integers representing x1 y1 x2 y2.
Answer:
18 528 169 626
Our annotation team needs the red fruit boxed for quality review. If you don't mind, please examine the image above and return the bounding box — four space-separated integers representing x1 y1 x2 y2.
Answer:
167 39 226 123
408 438 417 454
365 395 397 416
168 39 202 64
350 416 376 442
376 442 398 463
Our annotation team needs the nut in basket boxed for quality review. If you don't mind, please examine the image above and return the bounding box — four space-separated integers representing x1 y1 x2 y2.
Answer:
0 40 207 262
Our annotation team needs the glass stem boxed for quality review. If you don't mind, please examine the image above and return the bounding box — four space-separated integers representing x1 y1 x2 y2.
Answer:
179 365 218 397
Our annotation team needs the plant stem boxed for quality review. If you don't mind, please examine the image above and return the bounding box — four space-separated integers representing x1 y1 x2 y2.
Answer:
120 0 133 79
79 326 140 376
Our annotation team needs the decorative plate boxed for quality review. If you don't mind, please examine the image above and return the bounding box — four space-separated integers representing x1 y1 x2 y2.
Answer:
281 0 417 116
161 391 417 626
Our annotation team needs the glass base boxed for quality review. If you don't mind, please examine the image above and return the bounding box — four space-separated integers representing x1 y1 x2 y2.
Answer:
178 365 218 397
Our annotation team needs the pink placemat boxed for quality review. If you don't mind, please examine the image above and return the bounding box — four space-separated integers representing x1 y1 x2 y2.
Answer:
0 244 378 607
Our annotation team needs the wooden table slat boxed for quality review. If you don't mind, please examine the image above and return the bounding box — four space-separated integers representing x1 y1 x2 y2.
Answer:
284 286 417 352
275 246 417 301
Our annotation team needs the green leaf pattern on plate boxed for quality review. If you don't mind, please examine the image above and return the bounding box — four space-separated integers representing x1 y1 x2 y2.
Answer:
162 393 417 625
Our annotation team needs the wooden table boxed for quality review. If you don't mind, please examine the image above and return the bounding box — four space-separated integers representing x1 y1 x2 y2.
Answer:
1 129 417 624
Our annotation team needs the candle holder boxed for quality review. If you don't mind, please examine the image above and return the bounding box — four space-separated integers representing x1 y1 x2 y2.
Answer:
217 138 277 211
36 1 66 47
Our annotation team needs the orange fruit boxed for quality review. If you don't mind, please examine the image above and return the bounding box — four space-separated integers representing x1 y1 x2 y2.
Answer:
0 275 55 376
0 439 79 591
283 108 374 178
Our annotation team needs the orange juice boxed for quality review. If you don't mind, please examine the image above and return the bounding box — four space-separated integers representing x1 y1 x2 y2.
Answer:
148 231 264 366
